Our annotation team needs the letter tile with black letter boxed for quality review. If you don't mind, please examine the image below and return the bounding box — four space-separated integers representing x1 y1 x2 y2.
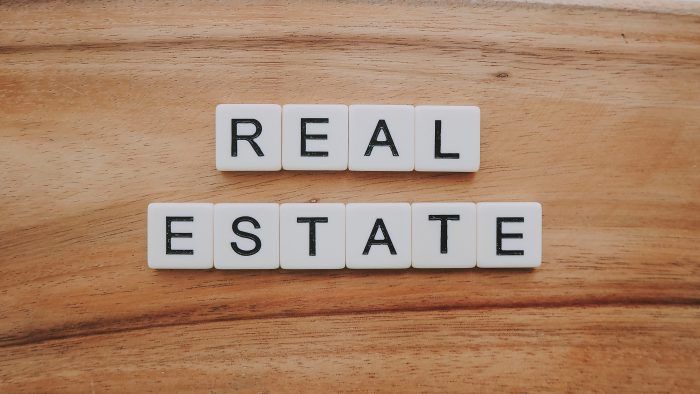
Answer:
280 203 345 269
411 202 476 268
345 203 411 269
213 203 279 269
147 203 214 269
348 105 414 171
282 104 348 170
414 105 480 172
215 104 281 171
476 202 542 268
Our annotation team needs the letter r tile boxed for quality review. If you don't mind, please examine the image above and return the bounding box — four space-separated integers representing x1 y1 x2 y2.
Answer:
216 104 282 171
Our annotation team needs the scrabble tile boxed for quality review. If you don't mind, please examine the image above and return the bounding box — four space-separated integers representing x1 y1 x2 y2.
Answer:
280 203 345 269
411 202 476 268
213 203 279 269
216 104 281 171
346 203 411 269
476 202 542 268
147 203 214 269
282 104 348 170
414 106 480 172
348 105 414 171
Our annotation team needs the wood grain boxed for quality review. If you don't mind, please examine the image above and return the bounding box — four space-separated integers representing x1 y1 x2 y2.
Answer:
1 0 699 392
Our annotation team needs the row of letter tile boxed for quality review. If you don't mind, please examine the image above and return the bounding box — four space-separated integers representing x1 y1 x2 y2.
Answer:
148 202 541 269
215 104 480 172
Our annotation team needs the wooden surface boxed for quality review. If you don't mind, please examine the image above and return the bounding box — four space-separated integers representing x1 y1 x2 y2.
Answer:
1 0 699 392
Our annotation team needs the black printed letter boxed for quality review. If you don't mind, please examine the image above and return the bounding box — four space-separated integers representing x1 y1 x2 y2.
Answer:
434 120 459 159
363 218 397 255
231 119 264 157
300 118 329 157
232 216 262 256
496 217 524 255
428 214 460 254
166 216 193 255
364 120 399 157
297 217 329 256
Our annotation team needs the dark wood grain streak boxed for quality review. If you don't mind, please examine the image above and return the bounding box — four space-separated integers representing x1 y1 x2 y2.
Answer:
2 296 698 349
1 306 698 392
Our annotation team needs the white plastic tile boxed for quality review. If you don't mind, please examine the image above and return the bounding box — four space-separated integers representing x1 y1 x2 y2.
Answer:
411 202 476 268
282 104 348 170
148 203 214 269
476 202 542 268
415 106 480 172
346 203 411 269
213 203 279 269
280 203 345 269
348 105 414 171
216 104 281 171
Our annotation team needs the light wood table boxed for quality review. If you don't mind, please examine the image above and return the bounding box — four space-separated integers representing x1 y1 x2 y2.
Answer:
1 1 699 392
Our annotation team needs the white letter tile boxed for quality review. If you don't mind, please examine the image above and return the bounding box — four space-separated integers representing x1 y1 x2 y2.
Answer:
415 105 480 172
216 104 281 171
476 202 542 268
412 202 476 268
282 104 348 170
214 203 279 269
280 203 345 269
148 203 214 269
348 105 414 171
346 203 411 269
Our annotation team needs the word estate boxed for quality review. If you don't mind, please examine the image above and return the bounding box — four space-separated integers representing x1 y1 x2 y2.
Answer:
148 202 541 270
216 104 480 172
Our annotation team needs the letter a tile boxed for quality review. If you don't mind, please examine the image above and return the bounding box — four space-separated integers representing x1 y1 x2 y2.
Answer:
346 203 411 268
348 105 414 171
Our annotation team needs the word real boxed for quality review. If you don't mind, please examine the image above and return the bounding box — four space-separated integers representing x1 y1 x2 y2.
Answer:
215 104 480 172
147 202 541 270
